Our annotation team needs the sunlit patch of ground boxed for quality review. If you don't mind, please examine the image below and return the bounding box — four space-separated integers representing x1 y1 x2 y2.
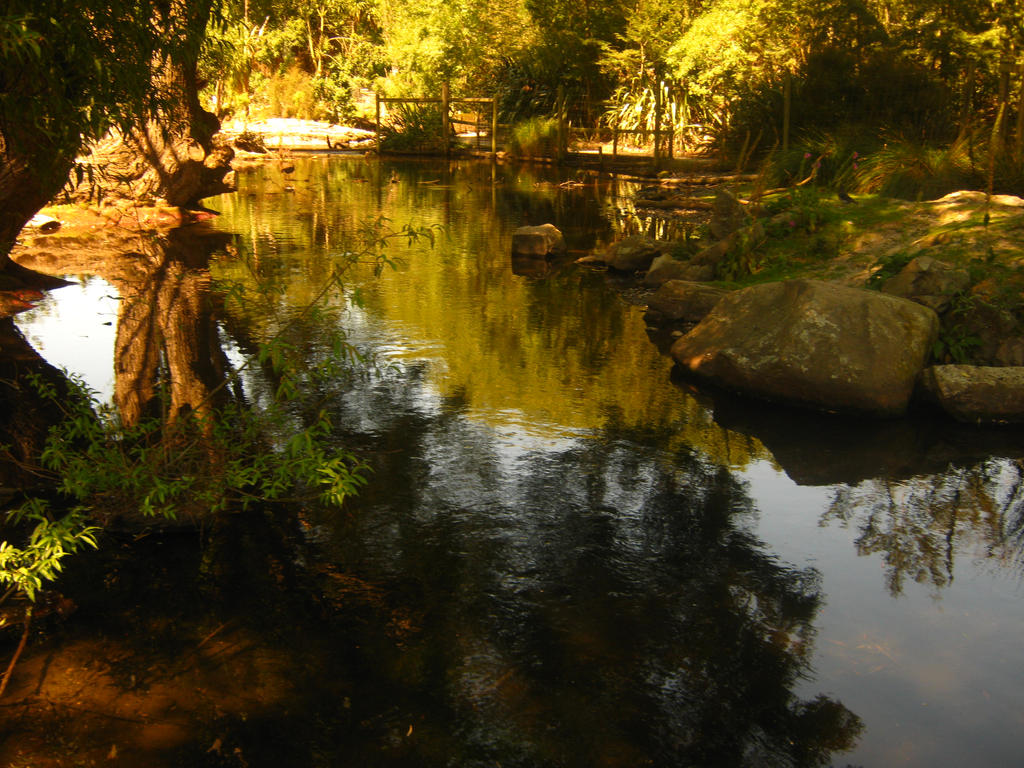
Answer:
750 189 1024 288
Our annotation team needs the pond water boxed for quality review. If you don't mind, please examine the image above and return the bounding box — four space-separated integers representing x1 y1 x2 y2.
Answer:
16 156 1024 767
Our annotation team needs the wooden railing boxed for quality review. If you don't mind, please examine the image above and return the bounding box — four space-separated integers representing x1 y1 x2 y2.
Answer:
375 84 498 157
373 83 710 167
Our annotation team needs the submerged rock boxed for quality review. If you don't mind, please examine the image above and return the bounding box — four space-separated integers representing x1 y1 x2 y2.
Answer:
919 365 1024 423
643 254 715 286
511 224 565 257
671 279 939 417
511 255 554 278
645 280 727 324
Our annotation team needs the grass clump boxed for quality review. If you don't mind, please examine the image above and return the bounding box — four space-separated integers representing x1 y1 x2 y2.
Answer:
507 117 560 159
853 135 979 200
380 103 446 153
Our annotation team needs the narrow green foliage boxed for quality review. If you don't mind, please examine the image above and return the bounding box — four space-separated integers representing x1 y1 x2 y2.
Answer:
932 326 982 364
932 293 984 364
380 102 446 152
854 135 979 200
0 501 98 605
866 251 914 289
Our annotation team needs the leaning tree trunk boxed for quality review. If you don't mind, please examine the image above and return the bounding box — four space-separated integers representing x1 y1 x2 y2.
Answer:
66 55 235 209
0 134 75 276
0 0 229 278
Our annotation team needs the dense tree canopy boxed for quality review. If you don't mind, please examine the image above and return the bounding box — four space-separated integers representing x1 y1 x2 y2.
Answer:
0 0 219 266
199 0 1024 154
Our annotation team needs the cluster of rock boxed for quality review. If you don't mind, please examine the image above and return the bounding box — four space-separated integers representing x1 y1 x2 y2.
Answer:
878 254 1024 366
511 207 1024 424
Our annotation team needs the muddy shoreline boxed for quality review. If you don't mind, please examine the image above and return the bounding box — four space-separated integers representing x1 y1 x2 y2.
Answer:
0 506 420 767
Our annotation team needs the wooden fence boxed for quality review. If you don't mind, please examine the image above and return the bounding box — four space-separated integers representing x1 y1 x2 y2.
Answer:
373 83 714 167
375 85 498 157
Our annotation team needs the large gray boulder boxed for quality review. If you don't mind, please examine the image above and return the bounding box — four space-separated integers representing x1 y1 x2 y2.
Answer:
671 279 940 416
645 280 727 324
512 224 565 257
919 365 1024 423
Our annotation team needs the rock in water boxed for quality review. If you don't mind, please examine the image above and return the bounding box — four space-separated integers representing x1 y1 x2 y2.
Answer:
602 236 663 272
644 280 727 324
511 224 565 257
25 214 61 234
919 365 1024 423
643 254 714 287
671 279 939 417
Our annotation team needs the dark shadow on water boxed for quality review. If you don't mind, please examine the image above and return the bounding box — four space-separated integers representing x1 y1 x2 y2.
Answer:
313 375 864 767
0 318 74 492
669 366 1024 486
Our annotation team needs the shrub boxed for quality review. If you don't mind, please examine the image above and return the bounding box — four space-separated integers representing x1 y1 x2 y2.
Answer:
853 134 980 199
380 102 447 152
764 129 879 191
0 220 437 621
507 117 560 159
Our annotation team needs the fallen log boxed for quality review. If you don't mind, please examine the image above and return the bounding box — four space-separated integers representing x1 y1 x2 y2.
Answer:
635 198 714 210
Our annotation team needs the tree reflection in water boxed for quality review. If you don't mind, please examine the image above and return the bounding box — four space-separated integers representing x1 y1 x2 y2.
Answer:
13 158 1024 765
321 377 863 767
112 227 232 425
15 227 861 765
824 459 1024 595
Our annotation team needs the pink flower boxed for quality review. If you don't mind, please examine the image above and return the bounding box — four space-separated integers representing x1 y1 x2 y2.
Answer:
804 152 811 159
852 151 859 159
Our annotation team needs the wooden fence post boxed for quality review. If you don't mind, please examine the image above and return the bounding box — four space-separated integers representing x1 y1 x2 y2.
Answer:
996 59 1012 151
491 98 498 158
442 82 450 156
959 62 976 141
561 85 569 160
375 93 381 153
1015 62 1024 162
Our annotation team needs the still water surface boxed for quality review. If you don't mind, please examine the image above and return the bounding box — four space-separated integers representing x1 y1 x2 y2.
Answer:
18 156 1024 766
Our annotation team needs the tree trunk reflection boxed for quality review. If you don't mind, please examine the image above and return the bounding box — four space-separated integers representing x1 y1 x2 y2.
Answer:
113 228 231 426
